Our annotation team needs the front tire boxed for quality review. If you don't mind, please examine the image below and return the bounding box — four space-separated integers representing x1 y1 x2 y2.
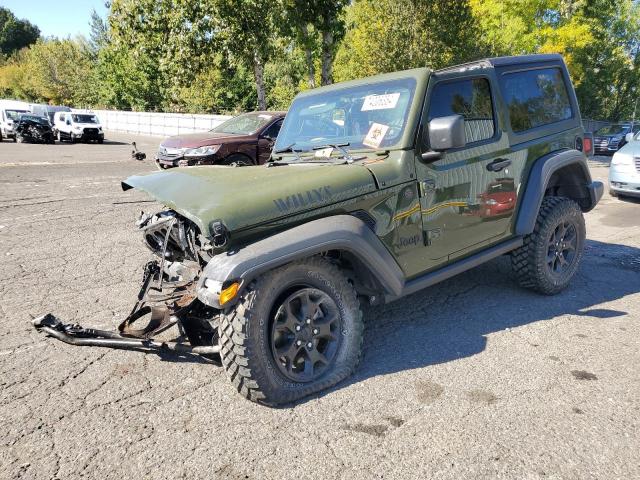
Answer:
511 197 585 295
223 153 254 166
218 257 363 405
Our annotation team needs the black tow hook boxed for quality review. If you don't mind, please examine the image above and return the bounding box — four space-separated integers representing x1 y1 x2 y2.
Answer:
32 313 220 356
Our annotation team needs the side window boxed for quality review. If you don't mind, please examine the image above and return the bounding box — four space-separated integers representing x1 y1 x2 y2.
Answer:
428 78 495 145
263 119 283 139
502 68 572 133
59 114 65 122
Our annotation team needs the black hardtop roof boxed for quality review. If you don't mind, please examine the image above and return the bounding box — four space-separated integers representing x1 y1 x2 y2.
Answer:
435 54 564 74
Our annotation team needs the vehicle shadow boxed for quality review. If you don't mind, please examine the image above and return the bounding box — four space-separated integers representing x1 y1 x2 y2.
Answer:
302 238 640 405
615 195 640 205
120 239 639 405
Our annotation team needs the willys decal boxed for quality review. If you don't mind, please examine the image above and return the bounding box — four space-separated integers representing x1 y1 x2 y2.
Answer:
274 186 333 213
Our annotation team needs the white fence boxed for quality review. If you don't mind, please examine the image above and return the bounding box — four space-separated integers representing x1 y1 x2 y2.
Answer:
93 109 232 137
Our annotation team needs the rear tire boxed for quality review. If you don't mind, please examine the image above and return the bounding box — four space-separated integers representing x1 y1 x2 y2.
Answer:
218 256 363 405
511 197 585 295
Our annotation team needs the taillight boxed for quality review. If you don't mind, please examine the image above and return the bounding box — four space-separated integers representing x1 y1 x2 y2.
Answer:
578 133 594 157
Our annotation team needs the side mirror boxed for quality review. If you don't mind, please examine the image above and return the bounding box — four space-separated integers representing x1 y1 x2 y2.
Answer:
427 115 466 152
66 120 71 125
625 132 633 143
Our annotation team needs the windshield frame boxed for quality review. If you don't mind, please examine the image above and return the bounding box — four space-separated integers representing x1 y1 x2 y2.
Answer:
274 69 430 156
19 114 50 125
6 110 28 121
72 114 99 124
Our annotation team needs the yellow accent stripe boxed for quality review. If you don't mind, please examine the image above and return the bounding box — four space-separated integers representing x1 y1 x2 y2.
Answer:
421 201 468 216
392 203 420 221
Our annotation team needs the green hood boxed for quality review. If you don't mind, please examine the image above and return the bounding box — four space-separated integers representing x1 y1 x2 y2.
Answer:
122 164 378 236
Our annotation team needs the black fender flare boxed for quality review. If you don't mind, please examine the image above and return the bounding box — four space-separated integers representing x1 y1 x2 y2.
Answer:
196 215 404 308
515 149 603 236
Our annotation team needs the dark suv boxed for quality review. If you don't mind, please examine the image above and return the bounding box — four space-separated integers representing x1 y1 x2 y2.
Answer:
594 123 640 155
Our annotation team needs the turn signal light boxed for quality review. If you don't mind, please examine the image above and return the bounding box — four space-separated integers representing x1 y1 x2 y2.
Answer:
219 282 240 306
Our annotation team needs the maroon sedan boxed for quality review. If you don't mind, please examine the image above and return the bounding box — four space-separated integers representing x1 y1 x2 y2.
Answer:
156 111 286 169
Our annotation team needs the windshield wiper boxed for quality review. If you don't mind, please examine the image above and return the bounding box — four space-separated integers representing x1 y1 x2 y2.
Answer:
269 143 303 165
312 143 365 164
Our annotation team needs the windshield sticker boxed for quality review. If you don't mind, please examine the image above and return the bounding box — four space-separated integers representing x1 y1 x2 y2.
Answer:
363 123 389 148
258 114 273 120
315 147 334 158
361 93 401 111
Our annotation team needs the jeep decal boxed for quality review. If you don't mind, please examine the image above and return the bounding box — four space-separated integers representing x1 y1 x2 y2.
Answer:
274 186 332 213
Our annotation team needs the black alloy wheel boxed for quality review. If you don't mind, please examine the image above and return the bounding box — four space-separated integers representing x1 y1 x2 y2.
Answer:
546 220 578 276
270 288 341 383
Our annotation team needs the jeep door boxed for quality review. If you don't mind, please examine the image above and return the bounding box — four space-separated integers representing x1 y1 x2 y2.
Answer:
415 71 521 265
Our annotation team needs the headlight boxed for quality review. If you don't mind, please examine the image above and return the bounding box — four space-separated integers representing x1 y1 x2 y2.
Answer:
613 136 623 142
73 125 83 131
611 153 632 165
184 145 221 156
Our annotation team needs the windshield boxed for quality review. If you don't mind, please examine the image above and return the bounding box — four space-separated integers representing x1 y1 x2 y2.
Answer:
595 124 629 136
275 77 417 152
211 112 275 135
20 115 49 125
6 110 27 121
72 114 98 123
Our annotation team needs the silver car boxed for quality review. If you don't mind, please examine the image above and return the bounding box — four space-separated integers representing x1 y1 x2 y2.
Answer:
609 130 640 198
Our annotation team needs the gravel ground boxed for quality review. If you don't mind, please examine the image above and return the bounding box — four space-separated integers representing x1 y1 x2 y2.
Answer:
1 134 638 480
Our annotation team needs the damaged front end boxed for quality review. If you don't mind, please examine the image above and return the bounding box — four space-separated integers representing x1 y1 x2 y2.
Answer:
33 210 223 358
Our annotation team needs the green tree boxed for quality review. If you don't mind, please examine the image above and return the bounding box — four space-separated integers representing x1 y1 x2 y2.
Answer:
573 0 640 120
215 0 280 110
335 0 485 81
0 7 40 58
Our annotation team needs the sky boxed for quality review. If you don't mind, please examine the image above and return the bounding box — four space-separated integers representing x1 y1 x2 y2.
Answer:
1 0 109 39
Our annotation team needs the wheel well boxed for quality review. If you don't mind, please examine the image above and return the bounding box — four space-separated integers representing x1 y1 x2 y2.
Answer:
544 163 591 210
223 152 254 165
322 250 386 301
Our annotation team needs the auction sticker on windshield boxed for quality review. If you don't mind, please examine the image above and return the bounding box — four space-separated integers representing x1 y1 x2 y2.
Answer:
361 93 400 111
363 123 389 148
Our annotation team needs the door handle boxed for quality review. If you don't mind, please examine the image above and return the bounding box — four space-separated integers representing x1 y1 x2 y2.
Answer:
487 158 511 172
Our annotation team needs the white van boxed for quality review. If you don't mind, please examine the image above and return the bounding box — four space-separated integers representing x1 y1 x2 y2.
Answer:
53 111 104 143
0 99 31 142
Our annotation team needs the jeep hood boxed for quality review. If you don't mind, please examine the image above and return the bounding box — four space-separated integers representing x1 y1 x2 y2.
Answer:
122 164 378 235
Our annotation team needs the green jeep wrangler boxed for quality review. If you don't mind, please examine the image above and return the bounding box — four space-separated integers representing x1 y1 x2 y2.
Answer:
35 54 602 406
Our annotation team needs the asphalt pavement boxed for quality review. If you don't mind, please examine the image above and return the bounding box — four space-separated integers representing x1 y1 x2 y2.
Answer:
1 133 639 479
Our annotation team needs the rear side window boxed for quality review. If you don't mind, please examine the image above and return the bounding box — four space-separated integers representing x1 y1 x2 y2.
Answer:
428 78 495 144
502 68 572 133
